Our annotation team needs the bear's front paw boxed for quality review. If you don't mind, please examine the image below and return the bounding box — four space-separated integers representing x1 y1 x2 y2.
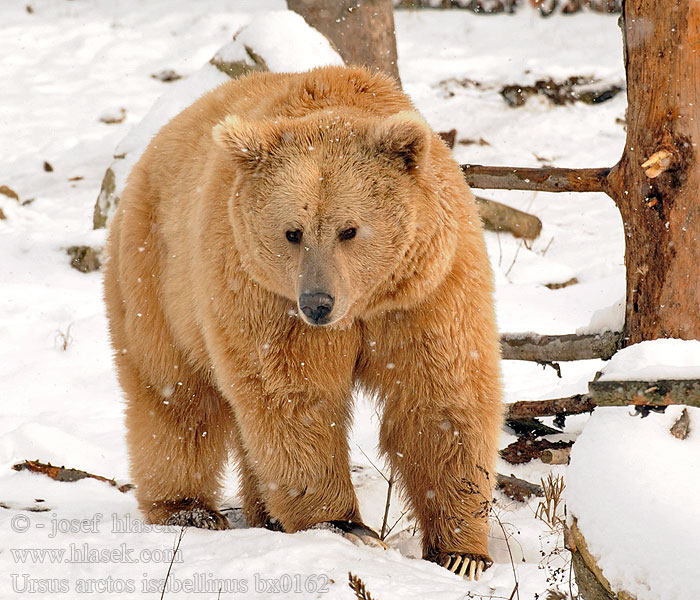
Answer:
164 507 230 530
312 520 388 549
430 551 492 581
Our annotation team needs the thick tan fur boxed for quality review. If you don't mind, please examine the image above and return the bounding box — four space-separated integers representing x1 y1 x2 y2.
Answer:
104 66 502 565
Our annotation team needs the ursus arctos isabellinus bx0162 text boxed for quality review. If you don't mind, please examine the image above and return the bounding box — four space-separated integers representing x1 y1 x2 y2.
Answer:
103 66 502 579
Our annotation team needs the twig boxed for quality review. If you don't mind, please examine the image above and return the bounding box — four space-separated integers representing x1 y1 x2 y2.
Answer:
381 507 410 540
12 460 133 493
504 240 523 278
380 471 394 539
355 445 389 483
492 510 520 600
160 527 186 600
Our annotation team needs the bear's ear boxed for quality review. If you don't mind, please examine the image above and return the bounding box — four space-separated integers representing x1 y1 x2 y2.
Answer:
372 111 431 173
213 115 268 170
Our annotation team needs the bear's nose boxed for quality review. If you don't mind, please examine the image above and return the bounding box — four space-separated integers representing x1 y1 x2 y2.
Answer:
299 292 334 324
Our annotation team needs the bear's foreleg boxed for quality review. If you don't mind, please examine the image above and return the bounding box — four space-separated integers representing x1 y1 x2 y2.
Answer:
226 379 363 534
360 300 502 579
229 417 276 528
379 396 497 577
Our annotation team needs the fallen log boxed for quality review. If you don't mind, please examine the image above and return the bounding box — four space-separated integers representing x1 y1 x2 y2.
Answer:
500 438 574 465
496 473 543 502
588 378 700 408
506 394 596 420
500 331 622 361
568 519 636 600
474 196 542 240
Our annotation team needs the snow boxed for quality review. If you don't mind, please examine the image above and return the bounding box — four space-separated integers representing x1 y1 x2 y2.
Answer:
577 295 625 335
232 11 344 73
567 406 700 600
598 339 700 381
0 1 696 599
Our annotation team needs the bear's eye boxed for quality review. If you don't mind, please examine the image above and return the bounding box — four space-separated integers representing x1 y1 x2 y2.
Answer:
286 229 302 244
338 227 357 242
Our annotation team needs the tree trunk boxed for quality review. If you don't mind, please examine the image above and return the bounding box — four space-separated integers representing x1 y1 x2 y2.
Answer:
605 0 700 344
287 0 401 85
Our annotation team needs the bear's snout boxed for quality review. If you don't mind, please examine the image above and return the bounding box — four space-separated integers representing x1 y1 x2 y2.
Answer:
299 291 334 325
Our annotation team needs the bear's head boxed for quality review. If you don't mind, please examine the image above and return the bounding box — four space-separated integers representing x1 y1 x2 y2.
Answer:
213 110 432 327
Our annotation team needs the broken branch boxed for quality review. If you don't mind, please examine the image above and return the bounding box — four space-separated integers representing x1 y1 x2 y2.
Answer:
501 438 574 465
500 331 622 361
12 460 133 493
588 378 700 408
496 473 544 502
462 164 611 193
641 149 675 179
506 394 596 420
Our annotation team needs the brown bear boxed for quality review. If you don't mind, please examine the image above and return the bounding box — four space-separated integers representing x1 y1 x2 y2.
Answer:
103 65 502 580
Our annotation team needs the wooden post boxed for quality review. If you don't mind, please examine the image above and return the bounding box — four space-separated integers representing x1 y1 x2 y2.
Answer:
605 0 700 343
287 0 401 85
462 0 700 346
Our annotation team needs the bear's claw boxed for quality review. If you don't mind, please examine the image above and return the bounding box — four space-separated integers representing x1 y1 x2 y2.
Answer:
440 553 491 581
312 520 388 549
164 507 230 530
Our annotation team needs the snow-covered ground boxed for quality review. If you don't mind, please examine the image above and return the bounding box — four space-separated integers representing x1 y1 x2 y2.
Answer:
1 2 696 599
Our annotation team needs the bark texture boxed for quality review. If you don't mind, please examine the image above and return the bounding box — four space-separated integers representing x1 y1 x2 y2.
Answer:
500 331 621 361
287 0 401 85
606 0 700 343
461 164 610 193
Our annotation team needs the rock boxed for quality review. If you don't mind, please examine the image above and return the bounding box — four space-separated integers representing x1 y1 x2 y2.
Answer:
67 246 101 273
43 161 53 172
99 108 127 124
0 185 19 202
93 168 115 229
210 37 267 79
670 407 691 440
151 69 182 82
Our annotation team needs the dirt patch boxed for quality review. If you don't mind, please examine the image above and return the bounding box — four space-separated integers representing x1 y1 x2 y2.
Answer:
501 76 623 107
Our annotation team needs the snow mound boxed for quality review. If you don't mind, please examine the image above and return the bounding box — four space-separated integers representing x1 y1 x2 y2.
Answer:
567 406 700 600
230 10 343 73
598 338 700 381
577 295 624 335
